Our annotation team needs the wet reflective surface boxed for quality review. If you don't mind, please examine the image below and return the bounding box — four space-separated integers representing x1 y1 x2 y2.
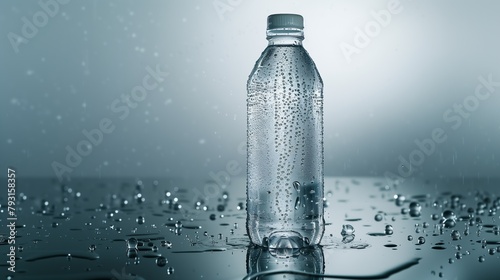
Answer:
1 176 500 279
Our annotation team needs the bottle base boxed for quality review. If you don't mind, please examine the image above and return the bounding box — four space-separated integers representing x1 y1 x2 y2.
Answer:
265 230 308 249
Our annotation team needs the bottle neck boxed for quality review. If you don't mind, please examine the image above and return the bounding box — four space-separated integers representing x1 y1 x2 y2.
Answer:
266 28 304 46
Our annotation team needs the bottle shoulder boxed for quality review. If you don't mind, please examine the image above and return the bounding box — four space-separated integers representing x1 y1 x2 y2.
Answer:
247 45 323 90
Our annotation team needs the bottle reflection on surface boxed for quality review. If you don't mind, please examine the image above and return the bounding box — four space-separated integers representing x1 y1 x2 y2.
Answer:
246 245 324 280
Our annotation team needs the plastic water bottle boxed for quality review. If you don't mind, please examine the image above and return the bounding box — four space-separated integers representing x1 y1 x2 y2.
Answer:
246 14 324 248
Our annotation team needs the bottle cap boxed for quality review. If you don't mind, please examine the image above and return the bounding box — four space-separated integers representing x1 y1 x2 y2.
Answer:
267 14 303 30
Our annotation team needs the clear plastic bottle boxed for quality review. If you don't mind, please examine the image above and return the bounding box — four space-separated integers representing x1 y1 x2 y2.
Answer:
246 14 324 248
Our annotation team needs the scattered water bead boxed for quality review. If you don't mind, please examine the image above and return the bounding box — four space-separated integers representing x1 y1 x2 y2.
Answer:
166 267 174 275
209 214 216 221
442 219 456 228
136 216 145 225
478 256 485 263
374 213 383 222
237 202 245 210
175 221 182 228
401 208 409 215
88 244 96 251
342 234 355 244
341 224 355 236
488 248 496 255
493 226 500 235
417 236 425 245
422 222 429 228
67 254 72 261
448 258 454 264
161 240 172 248
431 213 440 220
127 248 138 258
442 210 457 223
156 256 167 267
394 194 406 206
409 202 422 217
407 235 413 241
464 226 470 236
127 238 138 249
217 205 225 212
385 225 394 235
455 252 463 259
451 230 461 240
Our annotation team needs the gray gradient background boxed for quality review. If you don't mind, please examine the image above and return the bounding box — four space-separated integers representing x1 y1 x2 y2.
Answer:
1 0 500 180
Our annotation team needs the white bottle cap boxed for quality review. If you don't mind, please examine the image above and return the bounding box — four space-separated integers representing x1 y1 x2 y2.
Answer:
267 14 304 30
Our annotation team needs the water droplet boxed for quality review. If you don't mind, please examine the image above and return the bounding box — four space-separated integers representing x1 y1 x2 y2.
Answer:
407 235 413 241
441 210 457 228
136 216 145 224
374 213 383 222
88 244 96 251
341 224 355 236
451 230 461 240
488 248 496 255
292 181 301 192
175 221 182 228
209 214 216 221
156 256 167 267
127 248 138 258
478 256 485 262
385 225 394 235
294 197 300 210
394 194 405 206
417 236 425 245
127 238 138 249
409 202 421 217
342 234 355 244
166 267 174 275
161 240 172 249
237 202 244 210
